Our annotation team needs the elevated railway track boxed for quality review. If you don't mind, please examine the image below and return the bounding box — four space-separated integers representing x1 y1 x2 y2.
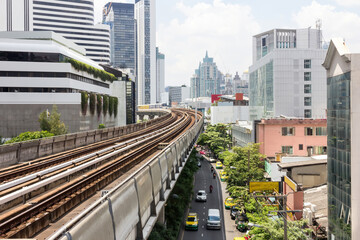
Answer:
0 108 202 239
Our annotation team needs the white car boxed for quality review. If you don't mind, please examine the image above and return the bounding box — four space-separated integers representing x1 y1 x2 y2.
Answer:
209 158 216 163
196 190 207 202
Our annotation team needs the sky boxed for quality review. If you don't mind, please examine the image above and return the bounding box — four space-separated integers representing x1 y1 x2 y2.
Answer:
94 0 360 87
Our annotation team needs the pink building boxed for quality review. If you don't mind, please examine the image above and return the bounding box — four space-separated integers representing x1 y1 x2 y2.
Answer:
256 118 327 159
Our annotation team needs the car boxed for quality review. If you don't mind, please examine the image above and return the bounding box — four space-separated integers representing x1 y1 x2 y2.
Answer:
230 205 240 220
233 238 246 240
224 197 237 209
209 158 216 163
220 171 228 182
185 213 199 230
206 209 221 230
196 190 207 202
216 161 223 169
200 150 205 155
197 161 201 167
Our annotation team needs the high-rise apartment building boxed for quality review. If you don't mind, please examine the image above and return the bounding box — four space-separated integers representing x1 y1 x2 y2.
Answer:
135 0 156 105
249 28 327 120
323 38 360 240
103 2 136 69
190 51 221 98
0 0 110 63
156 47 165 103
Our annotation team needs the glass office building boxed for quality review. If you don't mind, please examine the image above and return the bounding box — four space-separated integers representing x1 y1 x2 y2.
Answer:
327 72 351 239
103 2 136 69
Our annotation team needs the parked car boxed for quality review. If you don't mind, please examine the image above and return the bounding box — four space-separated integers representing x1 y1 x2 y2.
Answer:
235 212 249 232
196 190 207 202
224 197 236 209
209 158 216 163
206 209 221 230
220 171 228 182
185 213 199 230
216 161 223 169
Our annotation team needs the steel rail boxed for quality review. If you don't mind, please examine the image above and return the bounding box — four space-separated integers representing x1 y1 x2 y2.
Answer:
0 111 192 238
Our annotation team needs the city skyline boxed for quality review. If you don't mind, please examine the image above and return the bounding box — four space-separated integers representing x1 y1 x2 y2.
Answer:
94 0 360 87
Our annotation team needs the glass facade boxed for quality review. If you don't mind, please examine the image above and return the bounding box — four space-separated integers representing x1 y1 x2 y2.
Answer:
249 60 274 117
327 72 351 239
103 3 135 69
126 81 136 124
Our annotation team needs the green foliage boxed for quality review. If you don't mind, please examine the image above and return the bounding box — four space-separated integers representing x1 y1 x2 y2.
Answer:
98 124 106 129
103 95 109 116
81 91 88 115
223 143 266 187
65 58 117 82
113 97 118 117
109 96 114 117
5 131 54 144
89 93 96 115
149 149 198 240
38 105 67 135
197 124 232 156
96 94 102 117
38 110 51 132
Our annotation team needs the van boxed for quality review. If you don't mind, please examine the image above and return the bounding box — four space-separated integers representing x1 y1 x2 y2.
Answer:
206 209 221 229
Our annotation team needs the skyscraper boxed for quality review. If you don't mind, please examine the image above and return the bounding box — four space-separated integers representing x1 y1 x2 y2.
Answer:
156 47 165 103
190 51 221 98
103 2 136 69
135 0 156 105
249 28 327 120
323 38 360 240
0 0 110 63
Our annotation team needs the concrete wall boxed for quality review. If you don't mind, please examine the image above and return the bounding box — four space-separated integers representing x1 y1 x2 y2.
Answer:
211 105 249 124
0 112 171 168
289 164 327 188
56 113 203 240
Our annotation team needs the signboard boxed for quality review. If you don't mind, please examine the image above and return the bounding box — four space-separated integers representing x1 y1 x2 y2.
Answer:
249 181 280 193
284 176 297 192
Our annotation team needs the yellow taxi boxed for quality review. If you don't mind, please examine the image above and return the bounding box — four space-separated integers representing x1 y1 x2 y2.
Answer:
215 161 223 169
220 171 228 182
224 197 237 209
185 213 199 230
233 237 246 240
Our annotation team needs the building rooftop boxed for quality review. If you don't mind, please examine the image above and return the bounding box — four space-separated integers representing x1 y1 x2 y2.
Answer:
304 185 328 231
278 159 327 169
259 118 327 125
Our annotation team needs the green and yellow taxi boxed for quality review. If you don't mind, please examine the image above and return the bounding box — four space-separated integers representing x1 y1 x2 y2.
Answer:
185 213 199 230
224 197 236 209
219 170 228 181
215 161 223 169
233 237 246 240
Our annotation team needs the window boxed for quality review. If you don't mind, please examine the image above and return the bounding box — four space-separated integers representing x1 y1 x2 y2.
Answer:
316 127 327 136
307 146 314 155
304 59 311 68
304 97 312 106
305 127 313 135
299 144 303 150
304 84 312 94
282 146 293 154
304 72 311 81
304 109 312 118
282 127 295 136
314 146 327 154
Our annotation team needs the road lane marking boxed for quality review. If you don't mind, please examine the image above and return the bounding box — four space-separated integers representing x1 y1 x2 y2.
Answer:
201 233 204 237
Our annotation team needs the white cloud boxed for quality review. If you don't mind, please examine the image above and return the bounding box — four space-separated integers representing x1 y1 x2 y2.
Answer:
157 0 261 87
333 0 360 7
293 1 360 52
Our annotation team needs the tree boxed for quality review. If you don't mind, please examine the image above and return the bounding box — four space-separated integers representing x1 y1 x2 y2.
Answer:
223 143 266 187
38 105 67 135
38 110 51 132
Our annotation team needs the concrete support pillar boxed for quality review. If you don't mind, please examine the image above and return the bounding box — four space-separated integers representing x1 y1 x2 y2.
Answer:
139 115 144 121
149 115 155 120
157 206 166 224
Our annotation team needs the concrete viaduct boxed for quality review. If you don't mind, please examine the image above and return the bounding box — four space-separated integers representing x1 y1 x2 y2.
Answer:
35 109 204 240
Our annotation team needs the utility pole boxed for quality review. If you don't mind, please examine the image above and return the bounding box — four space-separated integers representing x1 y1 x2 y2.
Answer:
253 193 302 240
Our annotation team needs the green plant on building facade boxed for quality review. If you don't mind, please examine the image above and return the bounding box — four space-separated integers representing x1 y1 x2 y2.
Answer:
96 94 102 117
81 91 89 115
65 58 117 82
103 95 109 116
89 93 96 115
